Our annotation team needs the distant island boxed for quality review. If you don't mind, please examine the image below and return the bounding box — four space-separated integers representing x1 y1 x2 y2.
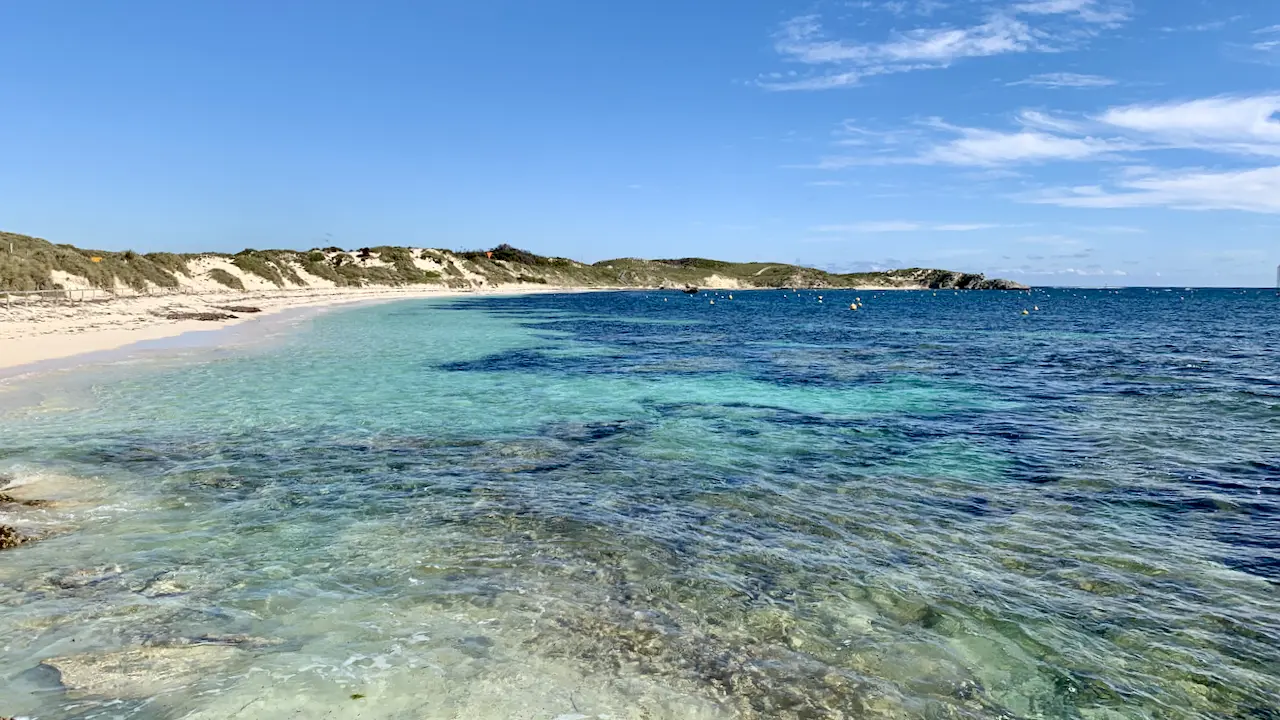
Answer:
0 230 1028 293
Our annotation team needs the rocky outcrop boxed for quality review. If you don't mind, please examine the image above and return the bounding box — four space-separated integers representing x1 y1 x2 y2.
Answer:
0 524 30 549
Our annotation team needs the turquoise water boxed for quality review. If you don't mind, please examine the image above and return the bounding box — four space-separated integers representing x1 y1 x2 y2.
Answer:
1 288 1277 719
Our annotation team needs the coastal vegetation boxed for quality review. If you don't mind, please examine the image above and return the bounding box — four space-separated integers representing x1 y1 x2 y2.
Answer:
0 230 1027 292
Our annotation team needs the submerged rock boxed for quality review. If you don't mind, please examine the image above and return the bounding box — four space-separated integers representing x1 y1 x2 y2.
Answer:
0 524 31 550
47 565 125 590
0 492 52 508
42 644 244 698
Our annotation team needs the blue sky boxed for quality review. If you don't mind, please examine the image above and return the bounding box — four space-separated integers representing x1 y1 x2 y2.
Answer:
1 0 1278 286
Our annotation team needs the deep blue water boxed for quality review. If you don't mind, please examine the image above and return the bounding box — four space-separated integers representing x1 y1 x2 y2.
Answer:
0 287 1277 719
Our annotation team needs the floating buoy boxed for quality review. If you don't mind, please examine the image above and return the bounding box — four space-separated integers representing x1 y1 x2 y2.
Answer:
818 295 823 300
710 299 715 305
856 297 861 303
850 303 857 310
728 294 733 300
1033 306 1039 311
1022 309 1029 315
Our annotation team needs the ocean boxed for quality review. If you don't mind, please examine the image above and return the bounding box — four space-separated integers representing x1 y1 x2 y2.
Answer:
1 288 1277 719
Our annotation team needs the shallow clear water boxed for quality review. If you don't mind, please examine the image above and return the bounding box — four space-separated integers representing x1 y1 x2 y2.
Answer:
1 288 1277 719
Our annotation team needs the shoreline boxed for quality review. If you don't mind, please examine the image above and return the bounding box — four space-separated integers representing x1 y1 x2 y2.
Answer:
0 282 1014 377
0 284 587 375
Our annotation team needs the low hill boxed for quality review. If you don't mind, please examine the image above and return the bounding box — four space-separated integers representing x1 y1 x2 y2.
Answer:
0 231 1028 293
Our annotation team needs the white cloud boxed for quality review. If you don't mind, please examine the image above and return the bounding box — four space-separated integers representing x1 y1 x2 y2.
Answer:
760 0 1130 90
1011 0 1131 24
920 127 1126 166
803 91 1280 215
1097 95 1280 157
813 221 1000 232
1032 166 1280 213
812 115 1126 167
764 14 1032 90
1160 19 1234 33
850 0 950 16
1009 72 1117 88
1017 109 1089 134
812 92 1280 170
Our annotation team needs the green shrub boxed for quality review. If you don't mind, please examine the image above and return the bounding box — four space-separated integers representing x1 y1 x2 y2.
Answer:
231 253 285 286
145 252 190 277
259 250 303 285
207 268 244 290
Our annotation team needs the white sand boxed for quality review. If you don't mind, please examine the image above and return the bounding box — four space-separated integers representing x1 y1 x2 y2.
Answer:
0 285 575 372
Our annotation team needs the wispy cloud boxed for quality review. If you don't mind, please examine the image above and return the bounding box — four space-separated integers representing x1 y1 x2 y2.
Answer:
921 126 1126 165
1159 18 1237 33
1031 166 1280 213
1097 95 1280 157
760 0 1130 90
764 14 1032 90
813 93 1280 171
1011 0 1131 25
817 122 1127 167
804 91 1280 214
812 221 1001 233
1008 72 1117 88
849 0 950 17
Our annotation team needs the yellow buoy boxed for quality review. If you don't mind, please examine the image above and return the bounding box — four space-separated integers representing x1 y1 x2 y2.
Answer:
1022 309 1029 315
850 303 857 310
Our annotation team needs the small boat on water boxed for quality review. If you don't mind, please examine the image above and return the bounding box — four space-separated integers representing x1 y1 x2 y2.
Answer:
682 286 699 295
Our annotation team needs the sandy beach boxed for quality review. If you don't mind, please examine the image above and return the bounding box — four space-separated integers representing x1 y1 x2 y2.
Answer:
0 285 575 372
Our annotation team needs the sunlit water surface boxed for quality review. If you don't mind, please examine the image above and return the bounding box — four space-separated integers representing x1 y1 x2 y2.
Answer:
1 288 1277 719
